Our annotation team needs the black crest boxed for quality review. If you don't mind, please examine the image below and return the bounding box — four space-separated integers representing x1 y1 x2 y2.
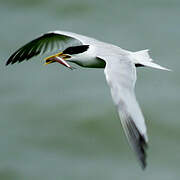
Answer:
63 45 89 55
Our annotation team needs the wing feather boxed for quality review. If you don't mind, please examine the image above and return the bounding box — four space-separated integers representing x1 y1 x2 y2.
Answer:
104 56 148 169
6 32 83 65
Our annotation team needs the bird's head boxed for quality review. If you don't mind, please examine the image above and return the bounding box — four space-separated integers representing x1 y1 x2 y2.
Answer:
44 45 89 69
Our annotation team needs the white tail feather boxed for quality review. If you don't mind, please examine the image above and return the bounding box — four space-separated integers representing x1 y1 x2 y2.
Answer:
131 49 171 71
138 61 171 71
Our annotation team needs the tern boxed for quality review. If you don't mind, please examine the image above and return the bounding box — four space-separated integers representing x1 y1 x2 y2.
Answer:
6 30 170 169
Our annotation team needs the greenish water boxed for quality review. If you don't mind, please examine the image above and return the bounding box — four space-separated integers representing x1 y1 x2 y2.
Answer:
0 0 180 179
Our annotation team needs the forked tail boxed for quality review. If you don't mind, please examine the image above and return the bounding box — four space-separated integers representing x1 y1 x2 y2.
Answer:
132 50 171 71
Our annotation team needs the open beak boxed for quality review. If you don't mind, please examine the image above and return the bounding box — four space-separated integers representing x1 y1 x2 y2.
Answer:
44 52 74 70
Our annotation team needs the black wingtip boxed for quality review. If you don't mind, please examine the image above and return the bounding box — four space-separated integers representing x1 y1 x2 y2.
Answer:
125 118 148 170
5 59 11 66
137 134 148 170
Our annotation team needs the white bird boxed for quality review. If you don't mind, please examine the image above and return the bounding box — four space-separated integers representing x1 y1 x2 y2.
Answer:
6 30 170 169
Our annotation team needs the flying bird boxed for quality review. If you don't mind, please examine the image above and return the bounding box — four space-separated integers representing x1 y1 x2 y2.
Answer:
6 30 170 169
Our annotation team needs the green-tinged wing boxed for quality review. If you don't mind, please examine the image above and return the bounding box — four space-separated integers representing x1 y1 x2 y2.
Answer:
6 32 83 65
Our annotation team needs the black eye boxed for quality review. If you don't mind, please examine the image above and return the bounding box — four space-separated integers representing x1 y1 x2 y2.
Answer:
63 45 89 55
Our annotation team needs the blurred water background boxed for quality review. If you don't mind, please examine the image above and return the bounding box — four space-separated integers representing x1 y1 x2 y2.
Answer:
0 0 179 179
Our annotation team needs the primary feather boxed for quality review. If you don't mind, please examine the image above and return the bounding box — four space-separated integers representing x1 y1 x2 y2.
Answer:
6 32 83 65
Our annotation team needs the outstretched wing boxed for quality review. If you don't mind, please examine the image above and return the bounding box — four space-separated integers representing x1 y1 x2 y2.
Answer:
6 31 85 65
103 56 148 169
